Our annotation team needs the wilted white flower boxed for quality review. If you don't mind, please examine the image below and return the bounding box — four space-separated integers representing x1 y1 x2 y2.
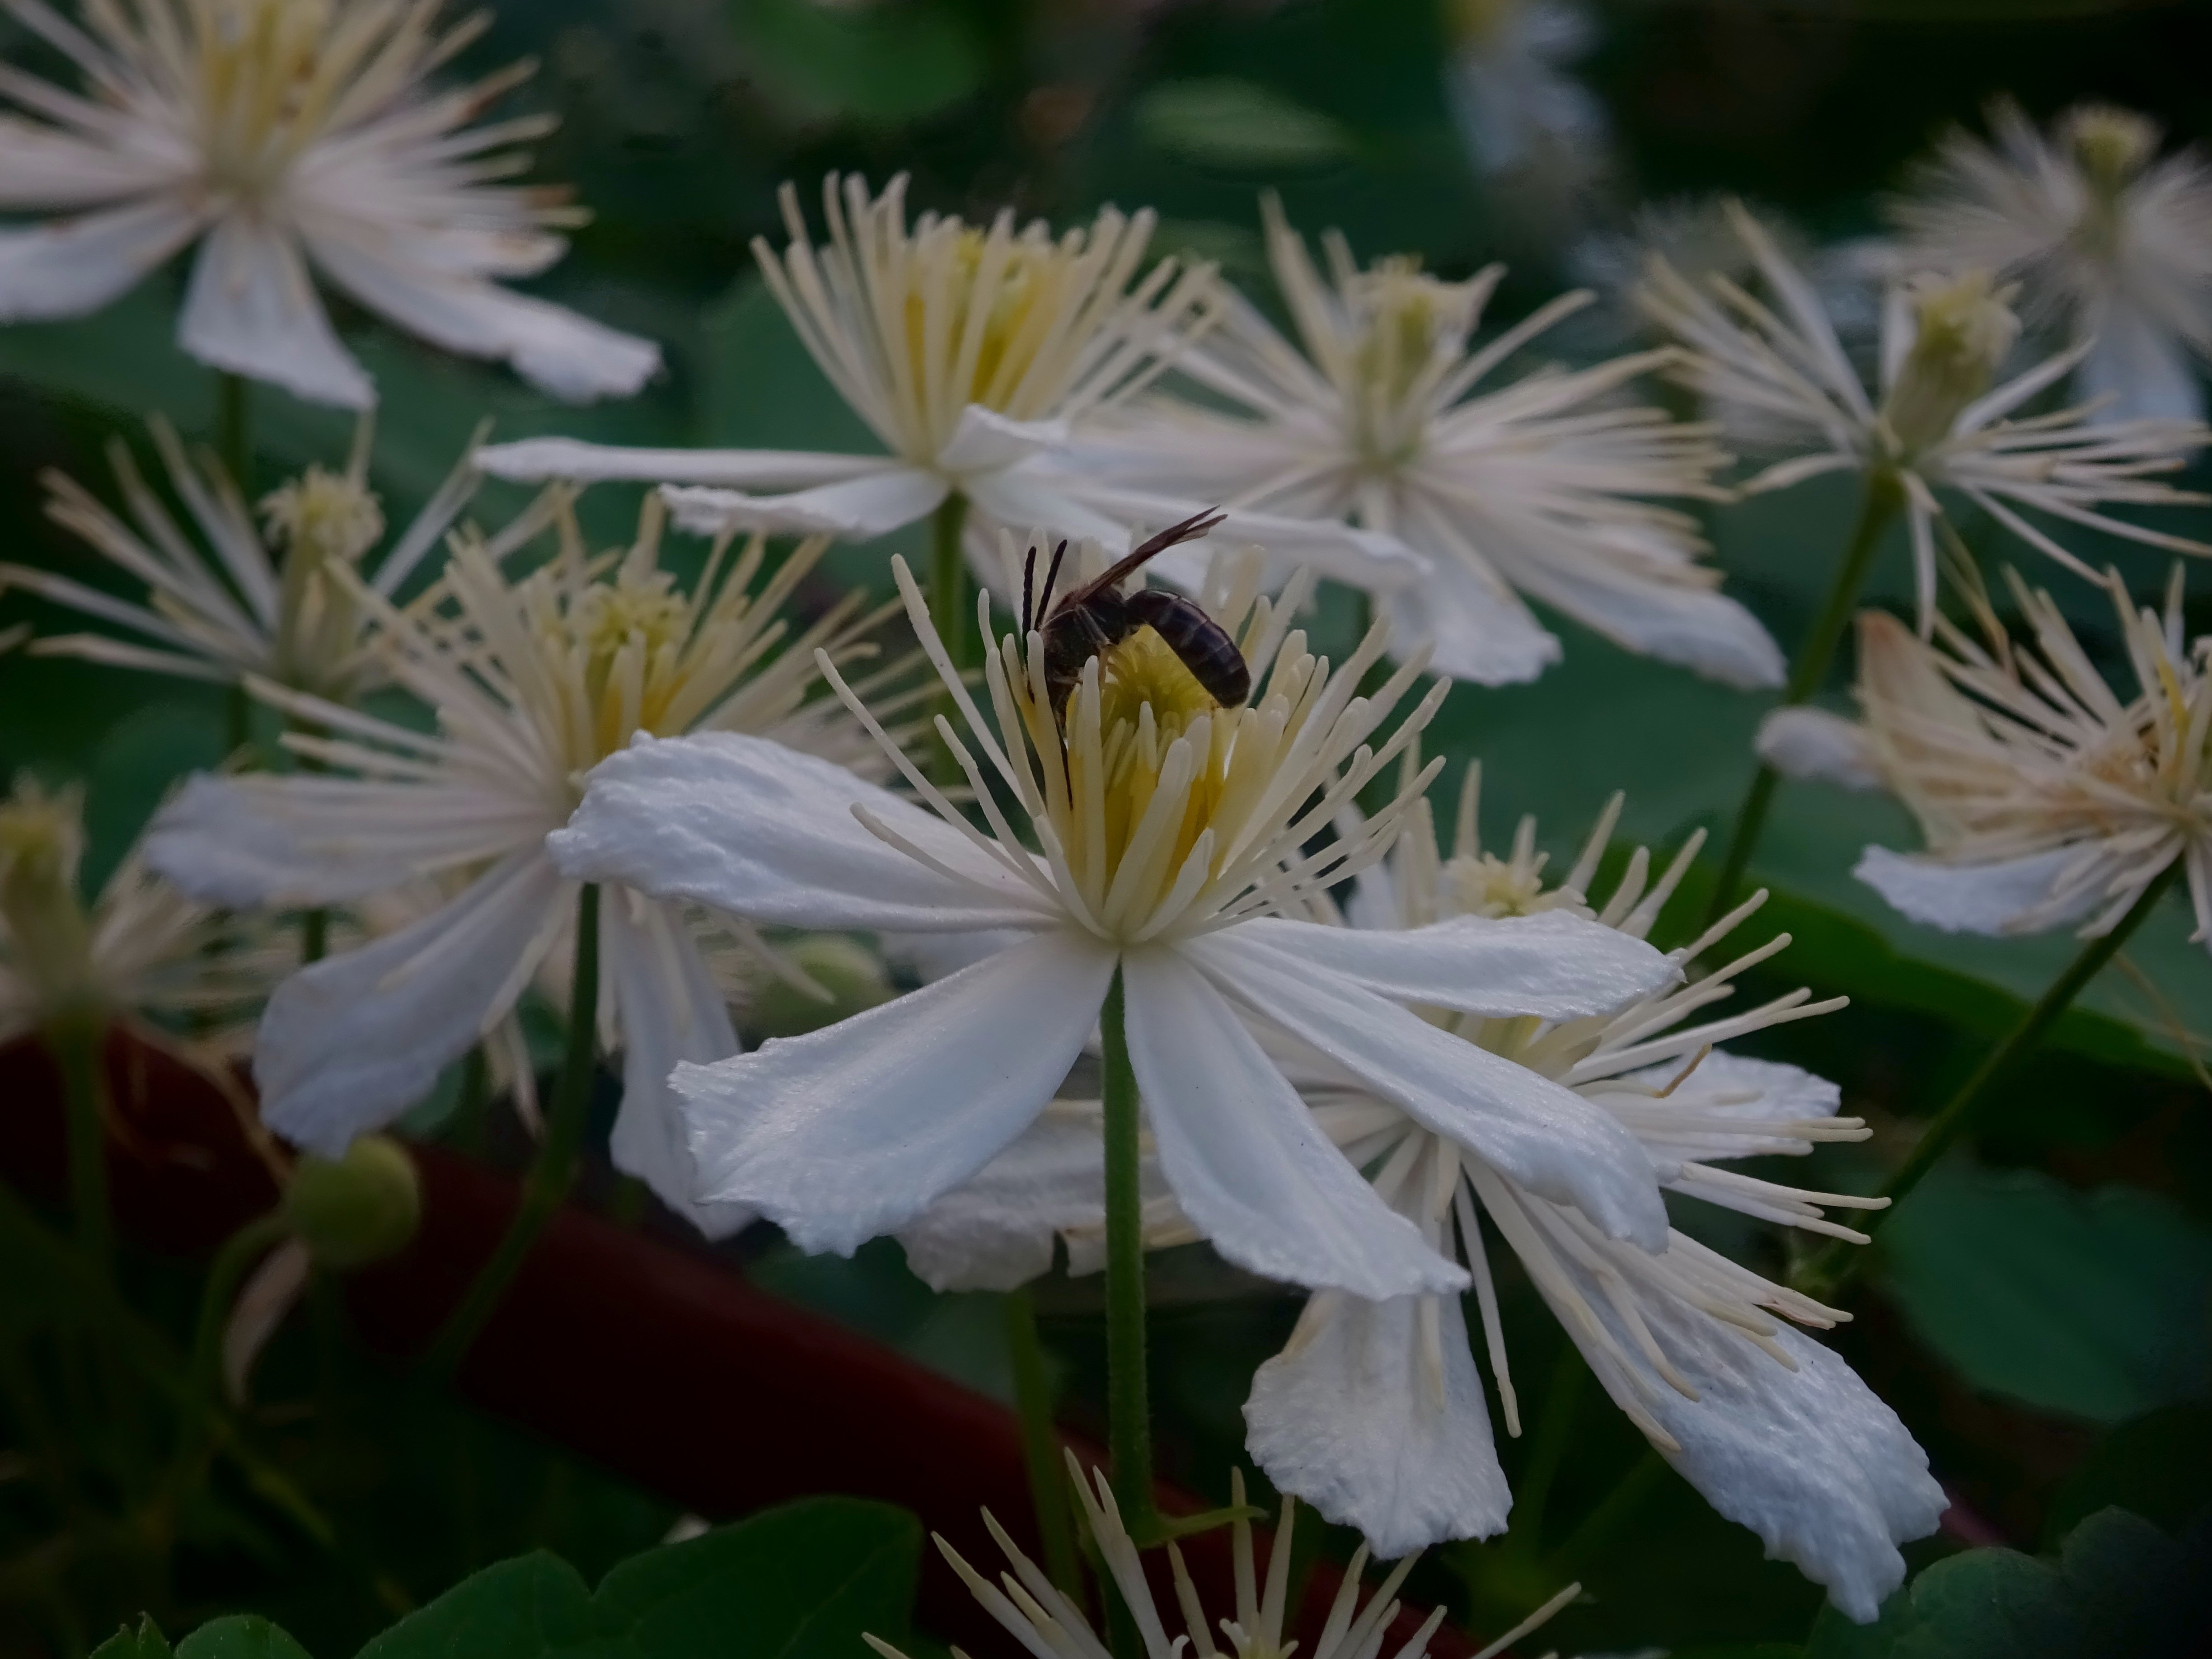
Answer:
475 175 1417 593
1639 202 2210 626
548 535 1681 1296
0 774 270 1050
143 494 887 1233
0 0 659 406
1078 201 1776 689
1889 101 2212 422
0 416 479 700
873 1460 1571 1659
1823 575 2212 952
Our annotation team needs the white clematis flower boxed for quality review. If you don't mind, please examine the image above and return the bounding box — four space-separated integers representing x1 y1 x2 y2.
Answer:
473 174 1421 595
1817 574 2212 951
1074 199 1776 690
872 1459 1572 1659
549 538 1682 1298
1888 101 2212 422
0 414 479 699
143 493 887 1233
0 0 659 407
1639 202 2211 628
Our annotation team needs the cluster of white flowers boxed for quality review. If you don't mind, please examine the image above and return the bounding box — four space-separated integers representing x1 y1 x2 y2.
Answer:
15 6 2212 1641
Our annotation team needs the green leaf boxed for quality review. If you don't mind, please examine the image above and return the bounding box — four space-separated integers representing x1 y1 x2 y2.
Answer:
727 0 984 124
91 1617 173 1659
1802 1508 2210 1659
1878 1163 2212 1423
358 1499 920 1659
2044 1404 2212 1546
174 1617 315 1659
1134 80 1357 169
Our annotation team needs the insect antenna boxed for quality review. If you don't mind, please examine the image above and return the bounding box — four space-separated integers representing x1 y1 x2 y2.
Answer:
1033 539 1070 626
1021 541 1037 635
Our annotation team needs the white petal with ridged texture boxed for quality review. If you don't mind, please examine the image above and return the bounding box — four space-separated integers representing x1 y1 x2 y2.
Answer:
1191 933 1670 1251
602 892 750 1239
676 928 1115 1256
0 195 202 320
1122 947 1466 1298
256 852 568 1155
1853 844 2095 935
1245 1290 1510 1557
1236 912 1679 1022
937 405 1070 474
896 1106 1115 1292
551 733 1056 933
658 466 948 539
147 771 548 907
1385 538 1561 686
179 215 372 408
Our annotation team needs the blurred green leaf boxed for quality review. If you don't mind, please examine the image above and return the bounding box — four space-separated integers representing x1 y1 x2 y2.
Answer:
1878 1164 2212 1423
174 1618 316 1659
1134 80 1356 169
356 1498 919 1659
1802 1507 2210 1659
91 1617 174 1659
2044 1403 2212 1547
728 0 984 124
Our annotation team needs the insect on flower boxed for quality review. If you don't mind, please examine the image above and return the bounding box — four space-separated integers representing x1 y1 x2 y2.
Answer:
1025 508 1251 714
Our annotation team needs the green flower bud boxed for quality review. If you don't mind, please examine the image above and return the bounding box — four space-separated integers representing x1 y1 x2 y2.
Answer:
282 1136 421 1270
1880 271 2021 460
749 936 895 1040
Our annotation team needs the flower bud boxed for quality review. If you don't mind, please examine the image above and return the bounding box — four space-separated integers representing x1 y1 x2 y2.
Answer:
1879 271 2020 459
749 935 895 1040
282 1136 421 1269
0 777 94 1017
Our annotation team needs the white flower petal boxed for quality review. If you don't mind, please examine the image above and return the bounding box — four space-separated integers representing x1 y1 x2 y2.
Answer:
602 892 750 1239
1385 544 1561 687
1236 912 1680 1022
937 404 1071 473
256 852 569 1155
658 466 948 539
1191 933 1670 1251
473 439 881 488
147 771 544 907
178 214 373 408
1123 947 1467 1298
2078 300 2203 424
551 732 1055 933
1756 707 1882 791
676 929 1116 1256
0 195 202 321
1245 1289 1510 1558
0 117 179 208
306 235 659 401
1601 1051 1843 1164
895 1105 1115 1292
1852 844 2095 935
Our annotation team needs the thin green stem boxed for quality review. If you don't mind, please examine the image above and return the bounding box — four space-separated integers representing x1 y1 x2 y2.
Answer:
179 1212 289 1469
929 492 972 787
1802 861 2183 1301
50 1013 112 1280
422 884 600 1379
1703 470 1904 928
1100 966 1156 1542
1004 1285 1084 1604
216 371 251 497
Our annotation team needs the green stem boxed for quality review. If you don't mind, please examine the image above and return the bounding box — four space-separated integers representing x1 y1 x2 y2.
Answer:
50 1013 112 1280
1004 1285 1085 1604
422 885 600 1379
216 371 252 497
1703 470 1903 928
183 1213 289 1447
1100 966 1156 1545
928 492 972 788
1803 860 2182 1300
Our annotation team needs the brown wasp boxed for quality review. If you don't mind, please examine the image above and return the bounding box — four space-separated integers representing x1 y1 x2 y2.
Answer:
1022 509 1252 715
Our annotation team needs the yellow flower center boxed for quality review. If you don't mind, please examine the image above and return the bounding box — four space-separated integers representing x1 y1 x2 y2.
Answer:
0 778 94 1017
1444 851 1553 919
262 466 384 568
555 565 696 758
2066 105 2158 200
1881 270 2020 459
903 226 1063 417
1343 259 1472 465
192 0 347 195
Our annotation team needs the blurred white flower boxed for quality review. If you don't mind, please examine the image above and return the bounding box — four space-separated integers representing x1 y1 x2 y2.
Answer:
1888 101 2212 422
873 1460 1567 1659
1444 0 1607 183
1079 200 1776 689
548 535 1679 1295
1837 575 2212 952
0 774 271 1050
0 0 659 406
143 494 883 1233
476 174 1417 594
0 416 479 700
1640 203 2212 625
